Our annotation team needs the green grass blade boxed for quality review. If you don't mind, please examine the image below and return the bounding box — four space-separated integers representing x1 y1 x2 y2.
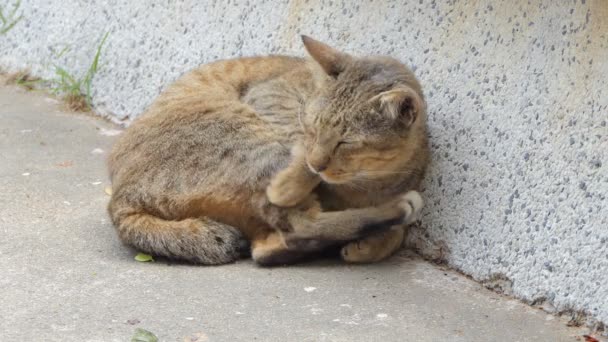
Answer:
0 6 6 24
53 45 71 59
16 78 44 87
84 31 109 106
0 1 22 34
8 0 20 19
54 66 76 84
0 15 21 34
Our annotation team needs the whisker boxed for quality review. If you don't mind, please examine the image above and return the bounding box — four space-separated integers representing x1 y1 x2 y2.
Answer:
337 168 420 190
357 170 415 175
342 182 364 191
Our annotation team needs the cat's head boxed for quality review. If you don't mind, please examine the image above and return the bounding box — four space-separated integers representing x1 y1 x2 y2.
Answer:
300 36 427 185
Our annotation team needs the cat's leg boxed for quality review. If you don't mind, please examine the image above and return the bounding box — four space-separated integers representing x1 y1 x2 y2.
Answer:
266 143 321 207
250 231 332 266
340 226 406 263
250 192 329 266
250 191 422 266
339 193 423 263
285 191 423 243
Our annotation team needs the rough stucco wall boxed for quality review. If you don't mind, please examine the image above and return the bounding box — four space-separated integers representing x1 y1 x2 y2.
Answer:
1 0 606 328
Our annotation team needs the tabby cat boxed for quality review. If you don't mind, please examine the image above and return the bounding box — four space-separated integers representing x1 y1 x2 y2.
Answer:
107 36 429 266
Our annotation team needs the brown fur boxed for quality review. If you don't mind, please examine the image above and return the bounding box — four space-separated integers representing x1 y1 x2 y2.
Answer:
107 36 429 265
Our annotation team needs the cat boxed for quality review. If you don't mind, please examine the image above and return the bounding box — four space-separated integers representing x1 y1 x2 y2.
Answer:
107 36 429 266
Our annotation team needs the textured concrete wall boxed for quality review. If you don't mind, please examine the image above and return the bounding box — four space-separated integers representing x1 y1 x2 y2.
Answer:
1 0 606 328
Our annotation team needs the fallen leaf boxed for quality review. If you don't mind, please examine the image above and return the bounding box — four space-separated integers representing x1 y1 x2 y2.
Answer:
56 160 73 168
135 253 154 262
104 186 112 196
131 328 158 342
583 335 599 342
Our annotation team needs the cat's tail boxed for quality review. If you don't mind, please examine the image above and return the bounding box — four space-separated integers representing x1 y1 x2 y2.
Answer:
107 201 249 265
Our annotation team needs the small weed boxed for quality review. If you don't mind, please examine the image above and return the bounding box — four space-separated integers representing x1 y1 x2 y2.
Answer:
47 32 109 111
4 70 42 90
2 32 109 112
565 309 587 327
0 0 23 35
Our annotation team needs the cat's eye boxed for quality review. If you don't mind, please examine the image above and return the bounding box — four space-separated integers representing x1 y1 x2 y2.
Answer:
334 141 351 151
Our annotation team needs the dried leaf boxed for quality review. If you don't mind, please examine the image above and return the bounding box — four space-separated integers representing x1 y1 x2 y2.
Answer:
56 160 73 168
131 328 158 342
583 335 599 342
104 186 112 196
134 253 154 262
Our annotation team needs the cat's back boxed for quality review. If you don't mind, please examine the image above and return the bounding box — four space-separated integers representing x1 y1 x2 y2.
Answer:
108 55 308 182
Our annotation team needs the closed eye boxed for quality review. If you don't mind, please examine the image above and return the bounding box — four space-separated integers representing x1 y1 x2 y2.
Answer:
334 141 352 151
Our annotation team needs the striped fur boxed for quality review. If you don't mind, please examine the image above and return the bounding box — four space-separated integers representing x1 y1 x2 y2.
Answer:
107 37 429 265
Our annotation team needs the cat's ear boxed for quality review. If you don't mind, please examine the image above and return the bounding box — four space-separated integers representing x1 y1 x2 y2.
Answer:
371 86 424 127
301 35 350 77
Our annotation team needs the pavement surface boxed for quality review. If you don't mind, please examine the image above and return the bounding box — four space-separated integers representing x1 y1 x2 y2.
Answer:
0 83 599 341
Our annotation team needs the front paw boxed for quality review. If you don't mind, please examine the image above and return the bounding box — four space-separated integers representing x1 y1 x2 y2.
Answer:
266 171 311 207
398 191 424 224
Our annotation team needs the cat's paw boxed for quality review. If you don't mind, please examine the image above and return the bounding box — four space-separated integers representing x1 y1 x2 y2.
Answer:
341 228 405 263
266 171 312 207
341 239 376 263
398 190 424 224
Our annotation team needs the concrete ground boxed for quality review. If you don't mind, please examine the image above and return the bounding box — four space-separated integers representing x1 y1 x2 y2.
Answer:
0 84 599 342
